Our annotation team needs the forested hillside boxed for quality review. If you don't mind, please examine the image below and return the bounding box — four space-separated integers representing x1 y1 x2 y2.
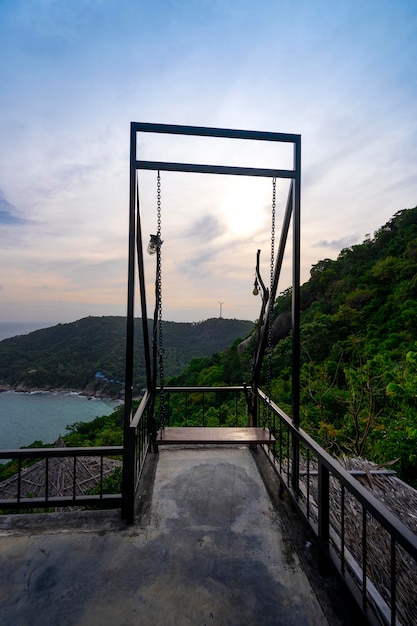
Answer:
167 206 417 485
0 317 253 396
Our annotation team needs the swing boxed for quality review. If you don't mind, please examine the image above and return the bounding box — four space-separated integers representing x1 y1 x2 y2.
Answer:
153 172 276 447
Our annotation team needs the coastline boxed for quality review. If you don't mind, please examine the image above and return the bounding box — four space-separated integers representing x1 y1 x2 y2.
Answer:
0 383 123 401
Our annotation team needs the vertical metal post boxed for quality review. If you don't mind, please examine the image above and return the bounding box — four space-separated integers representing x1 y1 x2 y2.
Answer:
136 183 152 389
123 426 137 524
306 449 310 519
362 508 368 612
72 456 76 500
202 392 206 426
341 485 346 574
251 392 258 428
291 136 301 493
17 458 22 502
122 123 137 520
45 457 49 502
318 461 330 574
292 136 301 426
99 454 104 499
390 537 397 625
124 123 137 439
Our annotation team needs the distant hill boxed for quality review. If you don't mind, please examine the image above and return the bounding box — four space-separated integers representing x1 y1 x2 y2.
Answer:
0 317 254 396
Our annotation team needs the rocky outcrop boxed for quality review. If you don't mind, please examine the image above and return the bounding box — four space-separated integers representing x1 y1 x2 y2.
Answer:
271 311 292 345
237 311 292 355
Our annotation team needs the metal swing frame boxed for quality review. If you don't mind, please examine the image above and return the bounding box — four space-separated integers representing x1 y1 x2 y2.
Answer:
122 122 301 517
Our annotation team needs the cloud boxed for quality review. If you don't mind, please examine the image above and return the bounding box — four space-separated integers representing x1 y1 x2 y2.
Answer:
187 214 223 243
0 190 27 225
314 236 360 252
179 249 219 277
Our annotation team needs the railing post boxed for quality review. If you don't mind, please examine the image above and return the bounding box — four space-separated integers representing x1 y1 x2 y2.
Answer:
291 434 299 495
318 461 330 574
291 136 301 499
249 390 258 427
121 425 136 524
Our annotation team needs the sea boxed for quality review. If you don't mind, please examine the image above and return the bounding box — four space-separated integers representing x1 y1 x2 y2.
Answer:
0 322 121 454
0 391 121 452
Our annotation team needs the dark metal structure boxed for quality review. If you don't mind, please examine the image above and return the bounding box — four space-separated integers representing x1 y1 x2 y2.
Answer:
123 122 302 517
123 121 301 438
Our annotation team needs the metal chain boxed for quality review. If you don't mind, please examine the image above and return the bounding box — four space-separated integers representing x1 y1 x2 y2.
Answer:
266 177 276 405
156 171 165 427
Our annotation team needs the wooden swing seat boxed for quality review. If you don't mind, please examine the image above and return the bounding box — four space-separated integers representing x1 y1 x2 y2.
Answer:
157 427 275 445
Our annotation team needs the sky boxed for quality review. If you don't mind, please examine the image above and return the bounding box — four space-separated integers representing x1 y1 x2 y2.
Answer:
0 0 416 328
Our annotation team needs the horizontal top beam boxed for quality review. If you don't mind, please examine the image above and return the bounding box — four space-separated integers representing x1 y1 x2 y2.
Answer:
132 122 301 145
136 160 295 178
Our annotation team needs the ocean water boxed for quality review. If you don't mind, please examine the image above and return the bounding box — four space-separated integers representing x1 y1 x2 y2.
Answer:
0 391 121 452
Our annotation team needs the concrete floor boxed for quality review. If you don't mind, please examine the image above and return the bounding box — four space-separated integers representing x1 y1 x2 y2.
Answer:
0 447 358 625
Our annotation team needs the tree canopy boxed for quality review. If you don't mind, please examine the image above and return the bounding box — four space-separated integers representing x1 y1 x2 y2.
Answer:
166 206 417 486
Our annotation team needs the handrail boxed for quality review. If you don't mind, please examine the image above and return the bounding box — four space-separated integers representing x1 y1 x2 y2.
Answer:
257 389 417 559
0 446 124 511
0 446 123 460
256 387 417 624
131 388 151 428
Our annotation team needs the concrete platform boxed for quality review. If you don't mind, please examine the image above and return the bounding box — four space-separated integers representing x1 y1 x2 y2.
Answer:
0 447 358 625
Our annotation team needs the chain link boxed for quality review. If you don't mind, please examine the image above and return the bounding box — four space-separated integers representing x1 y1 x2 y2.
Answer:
156 171 165 426
267 177 276 405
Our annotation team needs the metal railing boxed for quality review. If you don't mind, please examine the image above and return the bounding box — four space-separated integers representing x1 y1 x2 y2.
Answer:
0 446 123 511
122 390 151 522
256 388 417 626
160 385 249 428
